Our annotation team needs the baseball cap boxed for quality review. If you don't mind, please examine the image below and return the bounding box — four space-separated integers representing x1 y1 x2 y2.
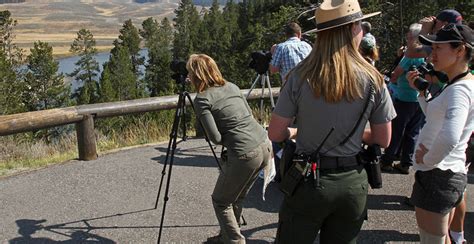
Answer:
436 9 463 24
360 35 376 51
419 24 473 48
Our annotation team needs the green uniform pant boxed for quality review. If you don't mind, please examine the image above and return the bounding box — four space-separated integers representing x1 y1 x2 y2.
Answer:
276 166 368 244
212 139 272 244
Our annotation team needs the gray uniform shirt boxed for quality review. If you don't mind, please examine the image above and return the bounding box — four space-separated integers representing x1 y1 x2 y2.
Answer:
194 82 266 156
274 73 396 157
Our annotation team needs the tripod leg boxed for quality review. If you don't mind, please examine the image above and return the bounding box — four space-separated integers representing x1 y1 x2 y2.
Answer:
154 94 185 209
184 92 222 171
157 125 180 244
181 97 187 141
265 73 275 108
259 75 265 124
246 75 261 99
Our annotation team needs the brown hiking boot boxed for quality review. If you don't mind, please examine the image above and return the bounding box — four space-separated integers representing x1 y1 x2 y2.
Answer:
204 234 224 244
381 163 393 172
393 163 410 174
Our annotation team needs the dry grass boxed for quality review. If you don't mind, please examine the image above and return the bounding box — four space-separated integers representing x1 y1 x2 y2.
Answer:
2 0 179 57
0 106 272 177
0 114 177 177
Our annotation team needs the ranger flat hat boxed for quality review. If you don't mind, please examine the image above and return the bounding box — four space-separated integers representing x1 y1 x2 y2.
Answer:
305 0 381 34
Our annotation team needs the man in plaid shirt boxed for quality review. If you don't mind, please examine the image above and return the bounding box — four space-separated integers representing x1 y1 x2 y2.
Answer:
270 22 312 84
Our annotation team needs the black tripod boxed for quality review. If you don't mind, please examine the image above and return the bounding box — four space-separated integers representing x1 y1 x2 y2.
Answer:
154 77 221 244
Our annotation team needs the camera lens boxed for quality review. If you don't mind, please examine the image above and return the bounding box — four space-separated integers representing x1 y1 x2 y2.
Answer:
414 77 430 91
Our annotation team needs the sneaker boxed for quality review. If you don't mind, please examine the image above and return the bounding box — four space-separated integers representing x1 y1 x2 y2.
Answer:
380 163 393 172
393 163 410 174
404 196 414 207
205 234 224 244
449 234 467 244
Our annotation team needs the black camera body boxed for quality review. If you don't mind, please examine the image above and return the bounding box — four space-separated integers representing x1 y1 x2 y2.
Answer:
409 63 435 91
170 60 188 84
249 50 272 75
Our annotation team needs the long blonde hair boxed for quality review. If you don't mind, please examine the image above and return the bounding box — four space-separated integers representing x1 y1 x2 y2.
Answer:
292 22 383 103
186 54 226 93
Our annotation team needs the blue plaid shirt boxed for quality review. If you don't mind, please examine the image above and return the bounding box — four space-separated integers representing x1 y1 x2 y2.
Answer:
270 37 312 81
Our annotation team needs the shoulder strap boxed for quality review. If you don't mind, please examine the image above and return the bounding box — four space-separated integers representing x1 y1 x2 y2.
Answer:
339 81 375 146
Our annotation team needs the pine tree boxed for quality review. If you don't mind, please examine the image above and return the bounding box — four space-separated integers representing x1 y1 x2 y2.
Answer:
98 62 116 102
0 49 24 114
141 17 174 96
173 0 201 60
199 0 225 59
118 19 144 77
116 19 145 97
107 43 137 100
0 10 25 114
0 10 24 66
69 28 100 104
140 17 159 42
23 41 70 111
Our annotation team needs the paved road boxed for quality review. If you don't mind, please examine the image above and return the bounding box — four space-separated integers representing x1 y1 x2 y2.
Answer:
0 138 472 243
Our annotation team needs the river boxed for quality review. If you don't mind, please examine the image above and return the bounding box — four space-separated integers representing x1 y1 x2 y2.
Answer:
57 49 149 92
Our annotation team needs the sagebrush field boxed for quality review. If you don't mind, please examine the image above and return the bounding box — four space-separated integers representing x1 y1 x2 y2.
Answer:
1 0 180 56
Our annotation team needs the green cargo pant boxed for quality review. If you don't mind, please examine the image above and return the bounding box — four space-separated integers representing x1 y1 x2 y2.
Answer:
212 139 272 244
276 166 368 244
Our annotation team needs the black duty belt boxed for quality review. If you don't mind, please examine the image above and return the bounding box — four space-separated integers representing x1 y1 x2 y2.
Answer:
319 156 359 169
294 155 360 170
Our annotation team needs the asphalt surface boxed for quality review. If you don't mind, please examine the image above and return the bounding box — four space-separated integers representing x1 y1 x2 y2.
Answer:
0 138 473 244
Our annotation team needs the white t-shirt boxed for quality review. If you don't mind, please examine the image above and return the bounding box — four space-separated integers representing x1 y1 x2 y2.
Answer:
413 79 474 174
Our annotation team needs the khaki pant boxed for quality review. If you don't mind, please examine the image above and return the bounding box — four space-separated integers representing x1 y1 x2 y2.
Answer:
212 139 272 244
276 167 368 244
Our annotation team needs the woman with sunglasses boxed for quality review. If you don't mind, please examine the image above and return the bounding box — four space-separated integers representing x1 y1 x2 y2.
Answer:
406 24 474 244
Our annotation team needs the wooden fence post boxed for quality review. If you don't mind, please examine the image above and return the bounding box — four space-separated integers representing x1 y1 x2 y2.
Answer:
76 114 97 161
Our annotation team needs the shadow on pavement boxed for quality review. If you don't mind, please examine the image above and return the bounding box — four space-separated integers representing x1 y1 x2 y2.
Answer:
10 219 116 243
242 223 278 243
10 208 223 243
356 230 419 243
367 194 414 211
152 142 220 168
244 180 283 214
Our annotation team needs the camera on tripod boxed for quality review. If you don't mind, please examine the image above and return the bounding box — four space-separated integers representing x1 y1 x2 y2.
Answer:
170 60 188 84
248 50 272 75
409 62 435 91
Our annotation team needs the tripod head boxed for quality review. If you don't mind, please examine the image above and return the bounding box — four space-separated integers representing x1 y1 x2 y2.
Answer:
249 50 272 75
170 60 188 85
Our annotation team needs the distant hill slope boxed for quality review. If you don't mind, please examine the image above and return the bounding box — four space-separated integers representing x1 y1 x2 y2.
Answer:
2 0 180 56
1 0 241 56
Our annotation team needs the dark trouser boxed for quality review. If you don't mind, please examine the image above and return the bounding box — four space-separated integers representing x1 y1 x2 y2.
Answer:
212 139 272 244
381 99 425 166
276 167 368 244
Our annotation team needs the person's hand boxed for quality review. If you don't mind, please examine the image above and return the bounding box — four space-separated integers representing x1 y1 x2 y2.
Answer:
419 16 436 34
406 70 420 91
397 46 406 57
287 127 297 140
271 44 277 55
415 143 428 164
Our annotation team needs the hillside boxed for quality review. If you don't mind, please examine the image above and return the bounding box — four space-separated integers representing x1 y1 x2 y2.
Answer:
0 0 181 57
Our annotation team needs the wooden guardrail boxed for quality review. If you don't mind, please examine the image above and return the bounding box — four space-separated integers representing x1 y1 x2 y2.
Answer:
0 88 280 160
